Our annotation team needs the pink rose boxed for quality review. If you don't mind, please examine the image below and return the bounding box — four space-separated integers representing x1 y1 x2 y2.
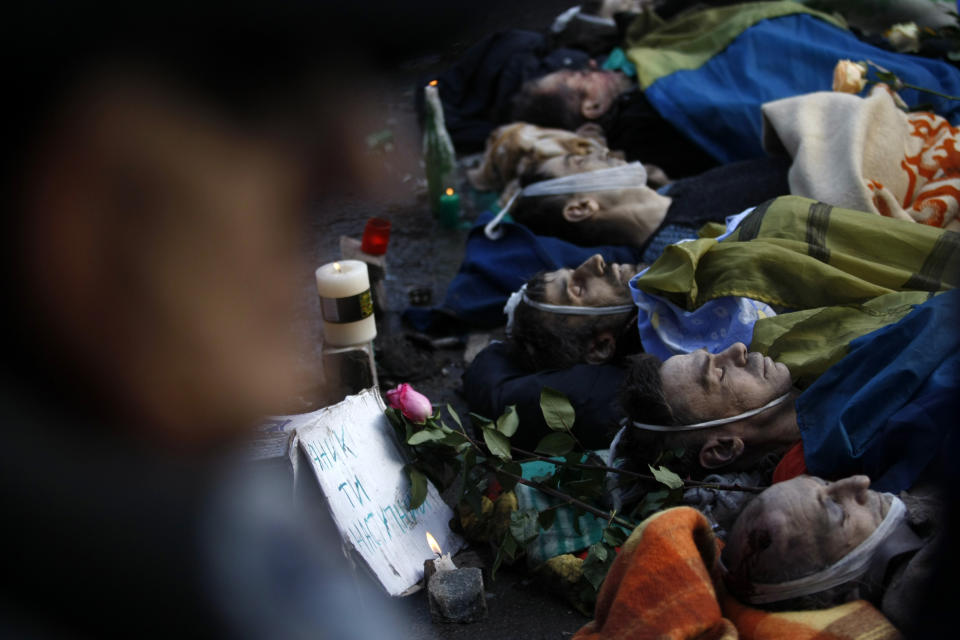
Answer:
385 383 433 423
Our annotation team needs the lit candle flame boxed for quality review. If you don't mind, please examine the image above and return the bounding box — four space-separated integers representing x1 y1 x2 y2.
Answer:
333 262 342 273
426 531 442 556
445 187 455 196
428 79 438 87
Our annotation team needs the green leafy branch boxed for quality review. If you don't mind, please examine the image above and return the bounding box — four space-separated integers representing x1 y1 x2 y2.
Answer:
386 387 761 597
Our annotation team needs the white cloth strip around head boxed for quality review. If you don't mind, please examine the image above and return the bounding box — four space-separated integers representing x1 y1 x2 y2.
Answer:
484 162 648 240
744 496 906 604
625 392 793 432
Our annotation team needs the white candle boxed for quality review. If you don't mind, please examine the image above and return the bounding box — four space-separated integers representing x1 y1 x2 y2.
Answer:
315 260 377 346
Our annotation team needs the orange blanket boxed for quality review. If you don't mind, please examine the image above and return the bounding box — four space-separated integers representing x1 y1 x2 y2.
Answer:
574 507 901 640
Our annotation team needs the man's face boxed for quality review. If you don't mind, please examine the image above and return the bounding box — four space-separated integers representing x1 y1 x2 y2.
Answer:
534 69 633 120
729 475 891 578
541 254 636 307
536 152 626 179
660 343 792 422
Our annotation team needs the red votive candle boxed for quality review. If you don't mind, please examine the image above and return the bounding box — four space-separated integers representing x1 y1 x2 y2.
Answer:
361 217 391 255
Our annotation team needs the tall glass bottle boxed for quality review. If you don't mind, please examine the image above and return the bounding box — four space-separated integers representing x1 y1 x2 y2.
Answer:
422 82 456 216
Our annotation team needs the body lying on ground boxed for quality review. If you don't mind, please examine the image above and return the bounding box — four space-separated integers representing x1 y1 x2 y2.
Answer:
509 155 789 252
618 287 959 493
723 474 942 637
436 2 960 180
466 196 959 460
467 122 671 203
572 505 902 640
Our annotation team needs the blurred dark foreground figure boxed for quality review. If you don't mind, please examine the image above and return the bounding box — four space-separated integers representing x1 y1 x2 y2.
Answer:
0 3 468 637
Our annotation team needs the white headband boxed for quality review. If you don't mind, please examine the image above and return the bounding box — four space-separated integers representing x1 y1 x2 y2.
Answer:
743 496 907 604
625 392 792 432
484 162 648 240
504 283 635 335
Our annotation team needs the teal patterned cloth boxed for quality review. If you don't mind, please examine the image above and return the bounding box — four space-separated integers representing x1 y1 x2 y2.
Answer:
514 460 606 566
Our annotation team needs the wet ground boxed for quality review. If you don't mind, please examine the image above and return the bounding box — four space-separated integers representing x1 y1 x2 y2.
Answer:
290 2 594 637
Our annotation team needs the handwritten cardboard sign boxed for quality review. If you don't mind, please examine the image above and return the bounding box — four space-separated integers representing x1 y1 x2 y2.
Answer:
295 388 463 596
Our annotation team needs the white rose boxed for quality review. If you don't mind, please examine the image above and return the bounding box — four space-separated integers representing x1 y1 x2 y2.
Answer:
832 60 868 94
886 22 920 53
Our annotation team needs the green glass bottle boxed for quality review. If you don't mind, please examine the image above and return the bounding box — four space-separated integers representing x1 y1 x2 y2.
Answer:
422 82 456 216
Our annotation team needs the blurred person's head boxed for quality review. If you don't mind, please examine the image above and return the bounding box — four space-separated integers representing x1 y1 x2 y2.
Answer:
618 344 798 474
509 254 639 370
17 73 311 448
0 7 383 451
511 68 634 130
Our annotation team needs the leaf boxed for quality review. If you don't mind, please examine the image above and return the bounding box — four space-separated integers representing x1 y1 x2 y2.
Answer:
572 509 584 536
495 461 522 492
495 405 519 437
581 543 614 590
648 464 684 490
509 509 540 544
439 431 469 448
407 428 446 446
538 509 557 531
535 432 575 456
564 478 604 499
492 532 519 579
634 488 669 520
446 404 463 429
469 411 493 426
462 484 483 519
540 387 576 432
405 465 427 510
603 525 627 548
384 407 404 429
482 425 512 461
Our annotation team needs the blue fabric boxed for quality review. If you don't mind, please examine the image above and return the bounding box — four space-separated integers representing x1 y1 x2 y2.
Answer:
628 209 776 361
629 270 777 361
645 14 960 163
403 212 643 331
640 224 698 264
798 289 960 493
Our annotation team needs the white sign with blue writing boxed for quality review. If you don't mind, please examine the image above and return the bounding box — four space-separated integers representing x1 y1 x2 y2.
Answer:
296 388 463 596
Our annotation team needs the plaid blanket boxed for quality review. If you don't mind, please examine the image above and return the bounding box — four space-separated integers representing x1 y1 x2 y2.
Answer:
574 507 901 640
634 195 958 385
515 460 607 565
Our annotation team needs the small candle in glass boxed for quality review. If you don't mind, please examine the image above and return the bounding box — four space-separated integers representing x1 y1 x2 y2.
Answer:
438 187 461 228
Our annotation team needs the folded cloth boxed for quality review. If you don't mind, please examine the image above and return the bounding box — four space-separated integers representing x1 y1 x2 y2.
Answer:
633 195 959 385
574 506 901 640
625 2 960 163
764 86 960 229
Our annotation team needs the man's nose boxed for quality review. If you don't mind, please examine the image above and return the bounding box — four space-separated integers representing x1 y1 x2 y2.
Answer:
829 475 871 504
577 254 605 277
718 342 748 366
